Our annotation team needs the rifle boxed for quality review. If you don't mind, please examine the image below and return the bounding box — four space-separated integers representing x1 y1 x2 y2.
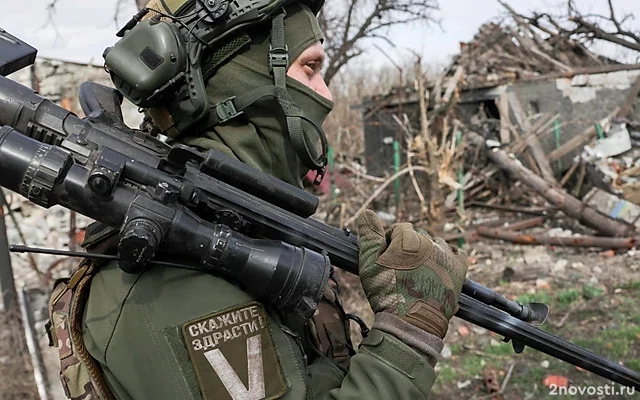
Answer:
0 32 638 390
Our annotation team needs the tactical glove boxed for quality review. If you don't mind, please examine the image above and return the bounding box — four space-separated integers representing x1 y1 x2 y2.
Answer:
356 210 468 339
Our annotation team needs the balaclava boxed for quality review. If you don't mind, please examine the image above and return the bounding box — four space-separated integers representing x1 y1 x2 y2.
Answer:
178 3 334 188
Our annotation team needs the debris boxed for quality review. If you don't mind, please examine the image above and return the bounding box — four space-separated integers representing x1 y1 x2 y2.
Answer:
467 131 635 237
547 108 618 163
553 259 568 273
583 123 632 160
540 360 550 369
457 380 472 389
527 135 557 185
536 279 551 290
471 326 489 335
443 222 456 232
476 227 640 249
446 11 614 89
483 368 501 393
443 216 547 245
523 247 552 266
442 344 452 359
490 249 503 260
583 187 640 230
546 228 574 237
375 211 396 225
600 250 616 258
467 202 548 217
501 266 549 282
543 375 569 388
458 325 471 337
548 74 640 162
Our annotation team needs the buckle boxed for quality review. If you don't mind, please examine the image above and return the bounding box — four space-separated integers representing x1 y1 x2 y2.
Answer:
313 166 326 185
215 96 243 123
269 45 289 70
44 321 55 347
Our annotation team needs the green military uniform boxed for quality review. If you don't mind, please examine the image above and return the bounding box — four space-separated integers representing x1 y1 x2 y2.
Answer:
83 260 442 400
74 2 468 399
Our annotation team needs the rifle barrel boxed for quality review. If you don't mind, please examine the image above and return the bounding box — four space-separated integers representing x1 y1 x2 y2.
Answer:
458 295 640 389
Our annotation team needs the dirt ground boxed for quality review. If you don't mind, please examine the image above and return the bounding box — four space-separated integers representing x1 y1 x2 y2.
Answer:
1 210 638 399
337 234 640 399
0 311 39 400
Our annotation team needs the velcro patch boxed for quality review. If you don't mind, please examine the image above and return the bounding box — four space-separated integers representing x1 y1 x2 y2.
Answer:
182 302 286 400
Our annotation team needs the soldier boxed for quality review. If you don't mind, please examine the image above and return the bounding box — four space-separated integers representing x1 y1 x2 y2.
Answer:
51 0 468 399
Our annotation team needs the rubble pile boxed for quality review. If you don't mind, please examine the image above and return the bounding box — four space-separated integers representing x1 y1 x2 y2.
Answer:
447 20 616 89
332 2 640 252
584 123 640 204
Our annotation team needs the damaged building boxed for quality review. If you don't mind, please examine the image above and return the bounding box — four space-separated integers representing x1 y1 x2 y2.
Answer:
362 20 640 217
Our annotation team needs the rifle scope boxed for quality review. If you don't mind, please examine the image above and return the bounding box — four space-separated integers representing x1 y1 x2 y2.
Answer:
0 125 330 319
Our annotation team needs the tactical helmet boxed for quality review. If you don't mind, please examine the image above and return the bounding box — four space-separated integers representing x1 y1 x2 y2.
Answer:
103 0 329 177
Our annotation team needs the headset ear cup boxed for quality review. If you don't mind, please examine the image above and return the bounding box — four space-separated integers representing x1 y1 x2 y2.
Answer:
168 21 189 70
107 0 327 136
104 20 187 108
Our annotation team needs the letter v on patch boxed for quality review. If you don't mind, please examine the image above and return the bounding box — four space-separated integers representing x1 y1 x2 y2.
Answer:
182 302 287 400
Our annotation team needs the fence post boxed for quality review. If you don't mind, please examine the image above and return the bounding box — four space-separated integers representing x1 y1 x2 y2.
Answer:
393 140 401 212
554 120 563 171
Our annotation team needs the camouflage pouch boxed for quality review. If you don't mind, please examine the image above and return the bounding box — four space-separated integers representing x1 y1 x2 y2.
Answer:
47 260 115 400
308 279 355 370
46 223 119 400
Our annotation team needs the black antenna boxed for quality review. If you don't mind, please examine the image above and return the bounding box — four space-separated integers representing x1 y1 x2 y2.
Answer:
9 245 191 269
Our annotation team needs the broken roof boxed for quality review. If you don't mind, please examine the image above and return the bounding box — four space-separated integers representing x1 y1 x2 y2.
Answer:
445 20 622 89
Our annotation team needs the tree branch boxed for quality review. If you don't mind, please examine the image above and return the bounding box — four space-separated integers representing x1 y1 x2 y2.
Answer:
320 0 438 84
570 14 640 52
501 0 640 64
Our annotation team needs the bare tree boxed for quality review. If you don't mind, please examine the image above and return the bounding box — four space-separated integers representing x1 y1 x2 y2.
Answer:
318 0 438 84
134 0 440 83
500 0 640 61
48 0 438 82
566 0 640 53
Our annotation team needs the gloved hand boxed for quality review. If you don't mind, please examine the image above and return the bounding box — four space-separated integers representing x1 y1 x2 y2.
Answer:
356 210 468 339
